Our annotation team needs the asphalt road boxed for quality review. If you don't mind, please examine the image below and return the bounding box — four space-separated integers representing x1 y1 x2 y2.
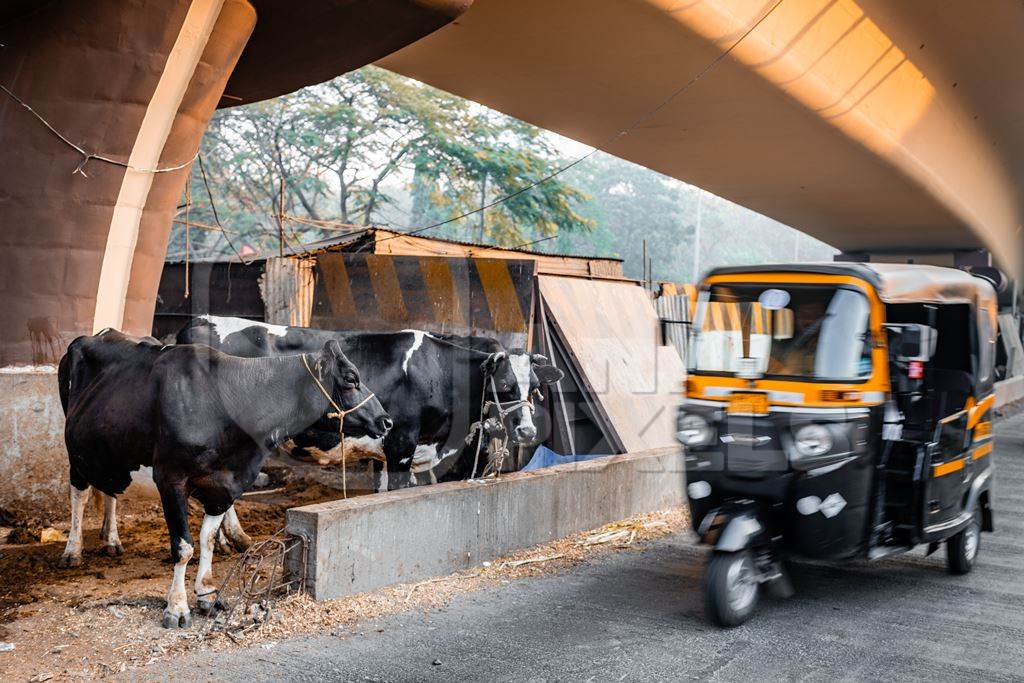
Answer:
159 413 1024 682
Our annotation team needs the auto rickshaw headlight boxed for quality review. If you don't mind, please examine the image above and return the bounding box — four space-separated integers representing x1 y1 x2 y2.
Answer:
793 424 833 457
677 414 714 447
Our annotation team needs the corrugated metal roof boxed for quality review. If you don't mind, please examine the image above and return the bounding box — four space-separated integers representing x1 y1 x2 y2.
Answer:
704 262 998 307
167 227 622 264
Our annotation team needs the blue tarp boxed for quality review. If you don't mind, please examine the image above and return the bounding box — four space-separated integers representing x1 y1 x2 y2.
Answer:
522 445 611 472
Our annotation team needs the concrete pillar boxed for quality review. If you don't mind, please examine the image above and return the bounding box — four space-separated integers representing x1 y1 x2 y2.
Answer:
0 0 255 365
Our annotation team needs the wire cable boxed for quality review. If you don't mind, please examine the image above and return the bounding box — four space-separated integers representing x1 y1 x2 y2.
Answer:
0 83 198 177
196 154 257 265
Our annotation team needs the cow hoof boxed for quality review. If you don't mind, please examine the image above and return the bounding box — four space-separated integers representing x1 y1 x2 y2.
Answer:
101 543 124 557
196 598 224 616
59 553 82 568
162 610 192 629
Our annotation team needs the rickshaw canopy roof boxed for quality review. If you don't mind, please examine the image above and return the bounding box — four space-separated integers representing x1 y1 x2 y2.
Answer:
705 263 998 311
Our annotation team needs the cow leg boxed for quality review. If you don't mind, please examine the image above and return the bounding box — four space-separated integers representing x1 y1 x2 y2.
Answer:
410 443 457 484
158 483 194 629
383 431 419 490
59 484 91 567
216 505 252 554
195 512 226 615
215 527 230 554
368 460 389 493
99 494 124 556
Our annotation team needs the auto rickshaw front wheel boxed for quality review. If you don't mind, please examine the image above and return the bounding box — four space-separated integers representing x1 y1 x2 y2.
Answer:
946 507 982 575
705 550 760 627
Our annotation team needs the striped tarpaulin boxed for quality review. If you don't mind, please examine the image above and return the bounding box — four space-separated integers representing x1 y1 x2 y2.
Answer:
310 254 536 348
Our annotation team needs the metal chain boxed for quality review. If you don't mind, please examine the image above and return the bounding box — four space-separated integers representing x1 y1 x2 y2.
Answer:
203 528 309 637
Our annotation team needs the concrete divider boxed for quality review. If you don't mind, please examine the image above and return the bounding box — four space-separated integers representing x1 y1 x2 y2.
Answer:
996 376 1024 412
285 447 685 600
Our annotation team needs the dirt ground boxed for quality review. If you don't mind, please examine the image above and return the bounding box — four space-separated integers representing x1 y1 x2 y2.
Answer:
0 454 687 682
0 452 381 680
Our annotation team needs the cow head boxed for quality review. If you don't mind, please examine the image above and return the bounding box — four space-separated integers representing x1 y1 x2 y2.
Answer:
482 349 564 445
321 340 393 438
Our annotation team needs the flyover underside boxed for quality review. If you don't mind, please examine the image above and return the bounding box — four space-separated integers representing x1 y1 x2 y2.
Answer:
379 0 1023 277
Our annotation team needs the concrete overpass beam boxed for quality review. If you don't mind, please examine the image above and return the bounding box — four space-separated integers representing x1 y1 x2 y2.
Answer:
0 0 255 364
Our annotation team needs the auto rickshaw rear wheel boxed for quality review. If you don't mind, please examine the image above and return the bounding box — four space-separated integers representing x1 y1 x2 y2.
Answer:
705 550 760 627
946 507 982 575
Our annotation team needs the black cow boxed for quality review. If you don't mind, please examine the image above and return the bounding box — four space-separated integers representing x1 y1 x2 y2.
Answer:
176 316 564 490
59 328 390 628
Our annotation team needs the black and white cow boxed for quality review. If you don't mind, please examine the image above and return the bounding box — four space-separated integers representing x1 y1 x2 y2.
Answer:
58 328 390 628
176 316 564 489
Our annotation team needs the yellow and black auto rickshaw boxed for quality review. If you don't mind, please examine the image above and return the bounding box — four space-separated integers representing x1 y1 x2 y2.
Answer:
678 263 999 627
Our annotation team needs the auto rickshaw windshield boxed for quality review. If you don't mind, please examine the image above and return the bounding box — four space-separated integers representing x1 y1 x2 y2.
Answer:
689 284 873 381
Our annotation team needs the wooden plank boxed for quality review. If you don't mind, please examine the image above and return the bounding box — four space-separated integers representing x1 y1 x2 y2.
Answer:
538 276 686 452
655 294 690 364
309 254 533 349
261 256 315 327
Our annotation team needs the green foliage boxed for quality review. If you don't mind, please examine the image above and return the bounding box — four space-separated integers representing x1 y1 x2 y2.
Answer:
543 153 835 282
168 66 592 259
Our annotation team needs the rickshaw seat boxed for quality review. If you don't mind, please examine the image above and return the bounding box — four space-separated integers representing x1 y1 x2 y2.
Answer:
927 368 972 421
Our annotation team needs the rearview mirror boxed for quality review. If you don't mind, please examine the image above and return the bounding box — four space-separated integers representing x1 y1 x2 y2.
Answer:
887 324 937 362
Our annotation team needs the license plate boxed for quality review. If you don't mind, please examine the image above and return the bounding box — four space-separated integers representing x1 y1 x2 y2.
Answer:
727 392 769 414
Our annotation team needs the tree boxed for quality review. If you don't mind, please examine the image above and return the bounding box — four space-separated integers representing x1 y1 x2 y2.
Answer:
551 153 695 280
545 152 835 283
167 66 593 259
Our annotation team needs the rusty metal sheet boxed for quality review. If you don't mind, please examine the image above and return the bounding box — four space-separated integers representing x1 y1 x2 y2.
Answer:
538 275 685 452
152 261 266 340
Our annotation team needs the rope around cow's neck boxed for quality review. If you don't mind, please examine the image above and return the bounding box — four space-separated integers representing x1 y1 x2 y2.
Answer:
301 354 377 499
469 375 536 479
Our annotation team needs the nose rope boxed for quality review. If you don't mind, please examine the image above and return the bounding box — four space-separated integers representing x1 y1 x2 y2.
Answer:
488 376 534 418
302 354 378 499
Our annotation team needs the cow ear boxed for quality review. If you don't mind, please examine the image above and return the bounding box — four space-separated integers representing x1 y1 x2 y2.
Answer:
480 350 506 375
323 339 344 360
534 364 564 385
324 340 359 384
323 340 354 369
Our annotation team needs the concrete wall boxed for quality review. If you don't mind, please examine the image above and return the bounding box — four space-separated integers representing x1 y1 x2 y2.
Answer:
286 447 685 600
0 0 255 365
0 369 167 522
0 369 67 520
